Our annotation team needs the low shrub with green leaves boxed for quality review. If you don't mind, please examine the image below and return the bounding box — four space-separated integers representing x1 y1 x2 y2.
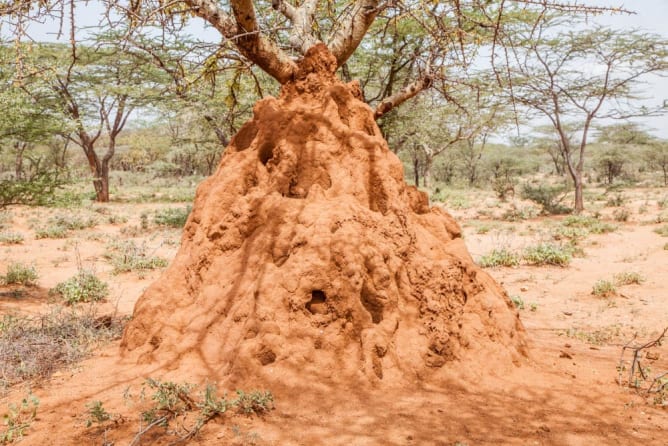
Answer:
0 393 39 443
85 400 113 428
613 272 645 286
1 263 38 286
522 244 572 266
104 241 168 274
612 208 630 222
561 215 617 234
51 270 109 304
521 183 571 215
49 214 98 231
0 232 24 245
592 279 617 297
0 171 66 209
654 225 668 237
126 379 274 443
34 225 69 239
478 248 521 268
153 206 192 228
510 295 524 309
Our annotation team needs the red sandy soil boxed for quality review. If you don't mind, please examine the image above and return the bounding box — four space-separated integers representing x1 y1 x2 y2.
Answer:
0 46 666 445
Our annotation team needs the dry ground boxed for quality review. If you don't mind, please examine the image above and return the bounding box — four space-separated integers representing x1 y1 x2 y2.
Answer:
0 186 666 445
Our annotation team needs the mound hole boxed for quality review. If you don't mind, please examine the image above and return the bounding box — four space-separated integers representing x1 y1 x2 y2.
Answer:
306 290 327 315
361 286 383 324
258 142 275 165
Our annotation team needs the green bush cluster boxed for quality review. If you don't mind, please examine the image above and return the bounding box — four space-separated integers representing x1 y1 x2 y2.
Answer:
104 241 168 274
561 215 617 234
522 244 572 266
1 263 38 286
35 214 97 239
51 270 109 304
0 232 24 245
591 279 617 297
521 183 571 215
478 249 521 268
153 206 192 228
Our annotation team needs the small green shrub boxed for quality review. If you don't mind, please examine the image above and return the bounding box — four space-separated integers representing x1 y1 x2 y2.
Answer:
131 379 274 443
0 232 24 245
104 241 168 274
553 226 588 242
592 279 617 297
34 225 68 239
51 271 109 304
606 194 625 207
564 325 621 345
478 249 521 268
613 272 644 286
49 214 97 231
0 394 39 443
1 263 38 286
153 206 192 228
0 172 66 208
107 214 128 225
612 208 630 222
654 225 668 237
501 205 537 222
521 183 571 215
85 400 112 427
510 295 524 309
233 390 274 415
561 215 617 234
522 244 571 266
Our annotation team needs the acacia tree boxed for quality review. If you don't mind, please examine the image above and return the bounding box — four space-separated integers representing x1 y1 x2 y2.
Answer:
14 34 166 201
506 21 667 212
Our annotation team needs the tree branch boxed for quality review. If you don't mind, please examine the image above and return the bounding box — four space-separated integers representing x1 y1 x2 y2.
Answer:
272 0 322 54
328 0 382 68
374 74 433 119
183 0 298 83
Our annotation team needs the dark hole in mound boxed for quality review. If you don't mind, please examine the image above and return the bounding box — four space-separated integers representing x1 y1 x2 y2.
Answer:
361 286 383 324
256 347 276 366
306 290 327 314
258 142 275 165
231 121 258 151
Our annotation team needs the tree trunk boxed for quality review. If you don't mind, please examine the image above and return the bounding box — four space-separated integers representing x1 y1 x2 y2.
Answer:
93 163 109 203
423 155 433 189
573 176 584 213
413 157 420 187
13 141 27 180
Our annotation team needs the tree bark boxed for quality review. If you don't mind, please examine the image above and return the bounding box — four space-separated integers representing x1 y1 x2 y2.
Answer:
413 156 420 187
374 75 432 119
184 0 298 84
423 155 433 189
328 0 381 67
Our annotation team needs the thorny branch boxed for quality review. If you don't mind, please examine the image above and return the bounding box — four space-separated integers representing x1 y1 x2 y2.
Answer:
618 327 667 396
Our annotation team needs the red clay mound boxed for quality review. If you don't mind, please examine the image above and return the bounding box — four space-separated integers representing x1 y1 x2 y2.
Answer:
121 45 527 388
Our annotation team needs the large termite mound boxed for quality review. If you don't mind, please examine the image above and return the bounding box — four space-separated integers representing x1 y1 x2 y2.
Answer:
122 45 527 387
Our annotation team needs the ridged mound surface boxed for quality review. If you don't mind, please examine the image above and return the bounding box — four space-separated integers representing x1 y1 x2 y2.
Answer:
121 45 527 387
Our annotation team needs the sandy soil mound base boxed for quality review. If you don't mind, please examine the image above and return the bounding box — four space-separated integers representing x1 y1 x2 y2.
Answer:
121 45 527 388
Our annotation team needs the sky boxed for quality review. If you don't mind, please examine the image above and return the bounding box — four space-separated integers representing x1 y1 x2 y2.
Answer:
581 0 668 139
3 0 667 139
